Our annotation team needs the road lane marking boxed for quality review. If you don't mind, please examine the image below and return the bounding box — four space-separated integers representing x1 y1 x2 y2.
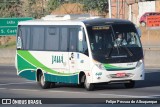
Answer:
98 93 152 98
0 81 158 98
47 90 86 94
0 81 36 86
0 88 158 98
46 90 154 98
149 95 160 98
0 88 6 89
150 95 160 96
11 89 40 92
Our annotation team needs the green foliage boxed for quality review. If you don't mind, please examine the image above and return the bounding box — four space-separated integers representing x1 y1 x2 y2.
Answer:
82 0 108 13
28 0 36 4
21 0 39 18
0 41 16 49
0 0 21 17
47 0 64 13
0 0 109 18
21 0 49 19
0 0 48 18
47 0 108 14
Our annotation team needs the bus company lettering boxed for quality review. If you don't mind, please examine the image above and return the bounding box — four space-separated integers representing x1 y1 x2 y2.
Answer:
52 55 63 64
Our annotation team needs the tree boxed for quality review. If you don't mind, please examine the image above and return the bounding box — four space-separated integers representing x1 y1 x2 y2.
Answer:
0 0 21 17
47 0 108 15
82 0 108 13
21 0 48 18
47 0 64 13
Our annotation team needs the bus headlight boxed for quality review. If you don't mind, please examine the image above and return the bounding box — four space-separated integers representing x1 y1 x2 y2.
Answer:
93 60 106 70
136 59 143 68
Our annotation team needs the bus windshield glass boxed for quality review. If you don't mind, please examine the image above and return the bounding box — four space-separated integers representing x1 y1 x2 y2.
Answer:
87 24 143 63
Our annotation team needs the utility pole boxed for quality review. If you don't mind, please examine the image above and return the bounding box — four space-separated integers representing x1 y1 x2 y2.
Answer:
129 4 132 21
118 0 120 18
116 0 118 18
108 0 112 18
116 0 120 18
42 0 44 16
123 0 125 19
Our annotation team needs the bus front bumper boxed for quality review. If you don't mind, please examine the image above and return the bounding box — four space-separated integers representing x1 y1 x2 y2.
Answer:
91 63 145 84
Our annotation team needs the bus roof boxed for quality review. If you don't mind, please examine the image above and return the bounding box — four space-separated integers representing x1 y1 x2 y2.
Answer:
18 19 85 26
18 17 133 26
83 18 133 26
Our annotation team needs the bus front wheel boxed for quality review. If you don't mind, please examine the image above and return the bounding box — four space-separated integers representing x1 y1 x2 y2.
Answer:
124 81 135 88
141 22 146 27
39 73 51 89
84 76 94 91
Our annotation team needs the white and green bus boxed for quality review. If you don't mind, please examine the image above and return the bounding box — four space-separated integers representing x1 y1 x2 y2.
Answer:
15 14 144 91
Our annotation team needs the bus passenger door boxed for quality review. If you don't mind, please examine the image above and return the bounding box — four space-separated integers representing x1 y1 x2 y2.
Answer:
68 28 78 82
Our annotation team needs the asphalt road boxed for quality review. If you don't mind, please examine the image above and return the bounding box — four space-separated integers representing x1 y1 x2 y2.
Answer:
0 66 160 107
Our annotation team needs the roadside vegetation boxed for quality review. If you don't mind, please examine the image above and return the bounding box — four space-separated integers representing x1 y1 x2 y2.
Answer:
0 41 16 49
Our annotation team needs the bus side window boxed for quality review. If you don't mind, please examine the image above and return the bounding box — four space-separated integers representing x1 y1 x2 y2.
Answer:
17 26 30 50
60 27 68 51
69 28 78 52
45 27 60 51
31 27 45 50
78 29 88 56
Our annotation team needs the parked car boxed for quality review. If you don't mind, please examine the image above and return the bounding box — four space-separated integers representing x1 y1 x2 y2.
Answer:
139 12 160 26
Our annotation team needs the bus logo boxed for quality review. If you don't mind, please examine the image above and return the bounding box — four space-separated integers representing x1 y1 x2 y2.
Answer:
52 55 64 64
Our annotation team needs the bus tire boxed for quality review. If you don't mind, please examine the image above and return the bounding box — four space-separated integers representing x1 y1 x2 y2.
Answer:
124 81 135 88
39 73 51 89
78 72 85 88
78 83 84 88
141 22 146 27
50 82 56 88
84 76 94 91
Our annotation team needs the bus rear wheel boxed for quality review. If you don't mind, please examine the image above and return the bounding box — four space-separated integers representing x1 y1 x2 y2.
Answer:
124 81 135 88
50 82 56 88
39 73 51 89
84 76 94 91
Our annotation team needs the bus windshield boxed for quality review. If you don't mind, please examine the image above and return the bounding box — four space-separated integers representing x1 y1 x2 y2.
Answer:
87 24 143 63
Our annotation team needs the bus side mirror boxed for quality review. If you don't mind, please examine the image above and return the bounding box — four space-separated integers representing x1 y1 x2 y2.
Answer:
78 30 83 41
17 36 22 49
136 27 142 37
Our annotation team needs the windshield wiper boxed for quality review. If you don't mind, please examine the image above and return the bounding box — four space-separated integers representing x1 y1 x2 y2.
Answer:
121 46 133 57
105 46 114 59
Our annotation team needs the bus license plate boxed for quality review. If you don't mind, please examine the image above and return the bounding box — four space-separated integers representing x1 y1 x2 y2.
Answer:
116 73 126 77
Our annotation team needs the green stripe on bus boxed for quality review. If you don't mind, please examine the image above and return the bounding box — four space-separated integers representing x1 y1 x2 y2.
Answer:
17 50 78 76
17 54 36 72
45 73 78 83
103 64 135 71
19 70 36 80
18 69 78 83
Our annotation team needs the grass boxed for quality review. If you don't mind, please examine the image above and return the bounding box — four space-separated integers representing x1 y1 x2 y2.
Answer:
0 41 16 49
